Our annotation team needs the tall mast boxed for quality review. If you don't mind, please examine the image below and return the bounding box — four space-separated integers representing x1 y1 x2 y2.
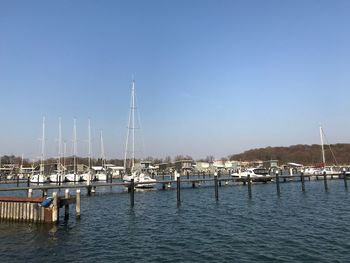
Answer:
124 79 134 172
131 79 135 172
41 116 45 174
88 119 91 170
58 117 62 173
100 130 105 167
320 126 326 167
73 118 77 174
63 141 67 174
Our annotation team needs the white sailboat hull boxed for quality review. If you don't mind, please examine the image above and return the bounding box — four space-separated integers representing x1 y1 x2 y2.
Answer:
49 174 63 183
65 173 80 182
95 173 107 181
30 174 46 183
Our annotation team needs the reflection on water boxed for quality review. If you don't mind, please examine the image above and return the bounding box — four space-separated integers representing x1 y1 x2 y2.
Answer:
0 180 350 262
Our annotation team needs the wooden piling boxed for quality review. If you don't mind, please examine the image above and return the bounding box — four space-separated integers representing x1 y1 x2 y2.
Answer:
64 189 69 220
214 175 218 201
301 172 305 192
176 174 181 206
276 171 280 196
76 189 81 219
323 171 328 191
52 192 58 223
87 185 92 196
130 179 134 207
343 170 348 189
247 174 252 198
28 188 32 198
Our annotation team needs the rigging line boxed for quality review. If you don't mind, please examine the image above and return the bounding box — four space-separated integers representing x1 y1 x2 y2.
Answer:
134 90 146 160
322 129 339 166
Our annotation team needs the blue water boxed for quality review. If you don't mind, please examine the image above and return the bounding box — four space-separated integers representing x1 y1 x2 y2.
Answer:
0 179 350 262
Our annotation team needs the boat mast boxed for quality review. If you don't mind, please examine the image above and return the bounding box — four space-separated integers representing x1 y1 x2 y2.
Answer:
132 80 135 173
41 116 45 175
124 79 135 173
320 126 326 167
100 130 105 168
73 118 77 174
88 119 91 171
58 117 62 174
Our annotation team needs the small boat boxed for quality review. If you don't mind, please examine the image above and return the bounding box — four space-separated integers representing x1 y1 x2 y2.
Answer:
123 171 156 188
232 167 270 178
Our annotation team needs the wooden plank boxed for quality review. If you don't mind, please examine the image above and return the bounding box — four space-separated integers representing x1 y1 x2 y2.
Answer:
33 204 37 222
41 207 45 222
0 197 45 203
30 203 34 222
0 202 3 220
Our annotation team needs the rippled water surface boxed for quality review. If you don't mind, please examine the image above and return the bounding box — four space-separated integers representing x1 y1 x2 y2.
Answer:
1 179 350 262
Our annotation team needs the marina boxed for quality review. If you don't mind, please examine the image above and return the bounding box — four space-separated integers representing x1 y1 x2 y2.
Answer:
0 177 349 262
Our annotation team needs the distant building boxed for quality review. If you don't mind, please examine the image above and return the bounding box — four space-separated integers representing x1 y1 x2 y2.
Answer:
175 160 194 174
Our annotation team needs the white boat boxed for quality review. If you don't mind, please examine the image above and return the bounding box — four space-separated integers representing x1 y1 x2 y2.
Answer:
231 167 269 178
30 173 46 183
65 173 80 182
49 173 63 183
122 79 156 188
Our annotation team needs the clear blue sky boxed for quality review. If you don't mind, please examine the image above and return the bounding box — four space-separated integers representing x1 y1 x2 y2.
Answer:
1 0 350 160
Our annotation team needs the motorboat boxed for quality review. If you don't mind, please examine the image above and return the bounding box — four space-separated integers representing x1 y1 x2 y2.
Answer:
123 171 156 188
231 167 269 178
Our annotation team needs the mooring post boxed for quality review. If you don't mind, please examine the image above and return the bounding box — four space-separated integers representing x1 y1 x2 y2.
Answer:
247 174 252 198
301 172 305 192
176 174 181 206
52 192 58 223
59 175 61 186
16 175 19 187
162 171 165 181
27 176 30 187
42 189 48 197
276 171 280 196
214 174 218 201
87 185 92 196
192 181 195 188
218 170 222 187
323 171 328 191
76 189 81 219
130 178 134 207
343 169 348 189
64 189 69 220
28 188 32 198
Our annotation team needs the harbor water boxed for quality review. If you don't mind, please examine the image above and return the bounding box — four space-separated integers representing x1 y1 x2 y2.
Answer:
0 179 350 262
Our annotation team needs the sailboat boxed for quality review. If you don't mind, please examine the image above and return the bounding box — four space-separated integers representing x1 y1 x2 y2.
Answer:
81 119 92 183
49 117 64 183
30 116 47 184
65 118 81 182
95 130 107 181
319 126 340 176
123 79 156 188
